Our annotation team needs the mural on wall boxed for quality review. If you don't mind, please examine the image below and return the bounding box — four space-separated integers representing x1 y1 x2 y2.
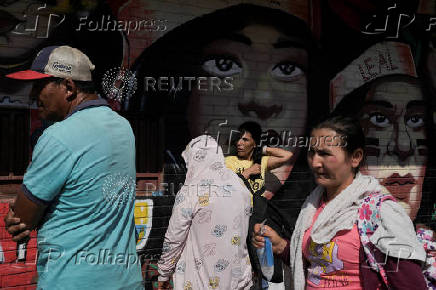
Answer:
2 0 436 288
331 41 432 223
135 198 153 250
122 1 317 199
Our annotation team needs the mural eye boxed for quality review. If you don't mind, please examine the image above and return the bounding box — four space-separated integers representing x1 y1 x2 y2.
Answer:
406 115 424 128
369 113 390 127
271 62 303 81
202 57 242 77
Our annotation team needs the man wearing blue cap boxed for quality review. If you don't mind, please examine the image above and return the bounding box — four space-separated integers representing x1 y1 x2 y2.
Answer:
4 46 143 289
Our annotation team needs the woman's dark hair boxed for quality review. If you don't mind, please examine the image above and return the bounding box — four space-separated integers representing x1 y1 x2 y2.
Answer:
312 115 365 172
238 121 262 146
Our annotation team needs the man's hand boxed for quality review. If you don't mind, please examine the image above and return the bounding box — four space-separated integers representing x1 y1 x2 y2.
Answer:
158 280 170 289
242 164 261 179
252 223 287 255
4 202 30 242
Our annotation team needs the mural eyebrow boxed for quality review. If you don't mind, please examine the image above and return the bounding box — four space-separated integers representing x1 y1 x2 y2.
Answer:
222 33 251 46
363 100 393 108
406 100 426 110
273 37 307 49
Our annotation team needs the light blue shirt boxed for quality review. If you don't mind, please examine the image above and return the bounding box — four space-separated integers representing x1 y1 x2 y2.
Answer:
23 100 143 290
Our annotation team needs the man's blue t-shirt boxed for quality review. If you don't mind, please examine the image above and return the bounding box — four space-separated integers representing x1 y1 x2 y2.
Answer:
22 100 143 289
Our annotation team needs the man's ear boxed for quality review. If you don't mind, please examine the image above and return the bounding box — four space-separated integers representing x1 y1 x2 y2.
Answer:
64 78 77 101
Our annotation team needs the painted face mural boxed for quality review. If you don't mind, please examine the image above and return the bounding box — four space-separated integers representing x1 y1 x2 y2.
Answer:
187 24 308 148
135 199 153 250
359 77 428 220
129 3 314 189
331 42 430 221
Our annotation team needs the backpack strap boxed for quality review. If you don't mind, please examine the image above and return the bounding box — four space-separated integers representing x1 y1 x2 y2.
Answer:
237 172 255 195
417 229 436 289
357 192 395 288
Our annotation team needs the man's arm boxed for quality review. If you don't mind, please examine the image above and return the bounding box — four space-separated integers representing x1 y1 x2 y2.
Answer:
5 187 47 242
265 147 294 170
5 133 72 243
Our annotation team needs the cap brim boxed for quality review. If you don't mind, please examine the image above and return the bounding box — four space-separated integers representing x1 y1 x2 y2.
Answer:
5 70 53 80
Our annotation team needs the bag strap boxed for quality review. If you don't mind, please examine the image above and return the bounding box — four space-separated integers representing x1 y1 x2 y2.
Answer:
237 172 255 195
357 192 395 288
236 172 292 236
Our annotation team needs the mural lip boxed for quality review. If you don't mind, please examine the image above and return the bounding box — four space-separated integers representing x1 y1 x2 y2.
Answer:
381 173 416 200
382 172 416 186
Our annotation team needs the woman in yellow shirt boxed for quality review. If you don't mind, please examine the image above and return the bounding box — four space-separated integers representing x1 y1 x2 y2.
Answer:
225 121 294 196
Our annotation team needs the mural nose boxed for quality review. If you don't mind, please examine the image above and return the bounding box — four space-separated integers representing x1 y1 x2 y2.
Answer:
387 124 414 162
237 100 283 120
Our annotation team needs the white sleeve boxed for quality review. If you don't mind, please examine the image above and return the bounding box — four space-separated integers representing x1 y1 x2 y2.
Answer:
157 187 196 279
369 200 426 262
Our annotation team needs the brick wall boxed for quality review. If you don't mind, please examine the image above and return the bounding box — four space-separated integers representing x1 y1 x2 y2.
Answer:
0 201 38 290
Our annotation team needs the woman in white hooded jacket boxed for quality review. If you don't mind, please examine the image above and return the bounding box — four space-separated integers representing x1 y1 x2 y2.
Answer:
252 115 428 289
158 135 253 289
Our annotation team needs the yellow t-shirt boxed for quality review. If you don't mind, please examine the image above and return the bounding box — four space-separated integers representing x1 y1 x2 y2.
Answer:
225 155 269 193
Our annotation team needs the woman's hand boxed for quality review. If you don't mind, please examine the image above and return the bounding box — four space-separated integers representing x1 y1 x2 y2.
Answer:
252 223 287 255
242 164 261 179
